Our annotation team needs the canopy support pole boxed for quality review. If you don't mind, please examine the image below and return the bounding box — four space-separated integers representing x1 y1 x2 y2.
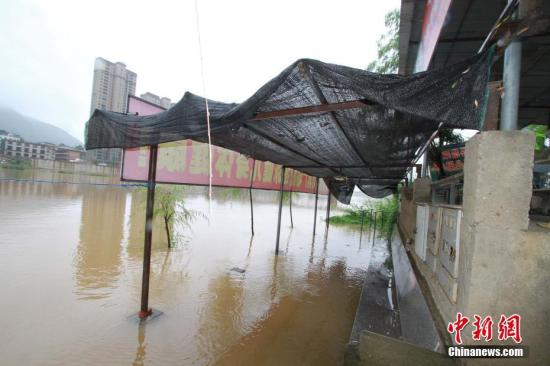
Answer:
312 177 319 237
289 174 294 228
325 189 331 233
139 145 158 319
275 166 286 254
359 209 365 243
249 160 256 236
289 192 294 228
369 209 373 241
500 0 522 131
372 211 377 246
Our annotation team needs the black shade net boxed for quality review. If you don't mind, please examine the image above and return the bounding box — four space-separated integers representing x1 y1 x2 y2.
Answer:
85 49 494 203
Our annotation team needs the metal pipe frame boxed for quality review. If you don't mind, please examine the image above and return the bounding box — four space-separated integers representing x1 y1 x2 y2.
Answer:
249 159 256 236
325 188 332 233
140 144 158 318
313 177 319 236
500 0 522 131
372 211 378 246
275 166 286 254
359 209 365 243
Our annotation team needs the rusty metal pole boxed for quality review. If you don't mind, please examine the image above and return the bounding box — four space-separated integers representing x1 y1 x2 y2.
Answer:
275 166 286 254
140 145 158 318
289 189 294 228
249 160 256 236
312 177 319 236
359 209 365 243
325 190 332 233
372 211 377 246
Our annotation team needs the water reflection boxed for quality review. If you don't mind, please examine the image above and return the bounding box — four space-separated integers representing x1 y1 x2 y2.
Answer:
196 272 245 365
74 187 127 299
133 324 147 366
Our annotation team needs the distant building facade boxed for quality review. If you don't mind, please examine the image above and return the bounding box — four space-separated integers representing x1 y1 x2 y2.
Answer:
88 57 137 165
140 92 172 110
55 146 84 161
1 137 56 160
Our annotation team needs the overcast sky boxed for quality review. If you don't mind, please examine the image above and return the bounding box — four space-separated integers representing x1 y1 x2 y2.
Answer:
0 0 399 142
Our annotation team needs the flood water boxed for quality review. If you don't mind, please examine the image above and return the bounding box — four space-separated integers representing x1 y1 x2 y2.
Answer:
0 170 378 365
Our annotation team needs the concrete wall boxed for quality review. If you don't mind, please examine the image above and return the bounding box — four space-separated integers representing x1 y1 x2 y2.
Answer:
457 131 550 365
400 131 550 365
398 186 416 242
30 159 119 176
398 177 431 243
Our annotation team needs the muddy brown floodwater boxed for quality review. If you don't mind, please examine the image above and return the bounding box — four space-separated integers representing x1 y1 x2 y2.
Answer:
0 170 376 365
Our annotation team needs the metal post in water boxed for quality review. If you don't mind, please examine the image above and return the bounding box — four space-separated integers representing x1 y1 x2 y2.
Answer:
372 211 377 246
289 189 294 228
368 209 373 241
312 177 319 237
275 166 286 254
140 145 158 318
500 0 522 131
325 190 332 233
249 160 256 236
359 209 365 243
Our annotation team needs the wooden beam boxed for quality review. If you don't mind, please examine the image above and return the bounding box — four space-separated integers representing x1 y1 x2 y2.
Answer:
483 81 502 130
249 99 373 121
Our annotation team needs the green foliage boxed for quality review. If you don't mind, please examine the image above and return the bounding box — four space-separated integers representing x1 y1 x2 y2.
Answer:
139 185 206 248
329 195 399 238
367 9 400 74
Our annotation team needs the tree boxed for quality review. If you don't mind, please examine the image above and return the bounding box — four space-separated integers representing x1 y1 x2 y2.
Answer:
367 9 400 74
141 185 205 248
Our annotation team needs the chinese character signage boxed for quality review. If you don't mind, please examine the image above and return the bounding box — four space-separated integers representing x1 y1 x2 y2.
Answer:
121 96 328 195
431 143 466 178
440 143 465 176
448 312 523 345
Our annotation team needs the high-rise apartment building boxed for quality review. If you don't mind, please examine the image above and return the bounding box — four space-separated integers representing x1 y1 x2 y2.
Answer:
91 58 137 114
140 92 172 110
88 58 137 165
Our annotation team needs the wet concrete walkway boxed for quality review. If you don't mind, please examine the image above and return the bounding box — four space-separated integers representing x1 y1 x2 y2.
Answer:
346 228 451 365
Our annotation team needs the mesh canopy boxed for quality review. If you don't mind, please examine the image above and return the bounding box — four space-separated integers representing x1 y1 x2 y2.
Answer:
85 50 493 203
